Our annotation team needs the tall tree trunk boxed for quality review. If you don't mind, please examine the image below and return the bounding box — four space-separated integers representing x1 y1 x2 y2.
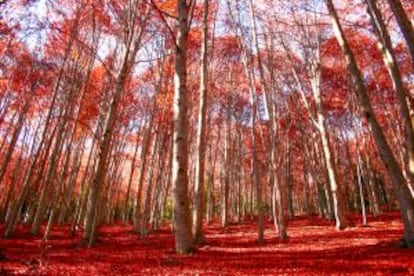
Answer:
206 128 219 224
226 0 263 241
82 47 129 246
282 36 347 228
1 126 30 222
82 91 120 245
318 120 348 230
0 83 34 186
140 130 160 237
150 141 172 230
357 148 368 226
171 0 194 254
57 52 96 225
4 79 61 238
57 140 84 225
271 119 287 240
133 115 153 233
30 105 68 235
83 1 149 245
366 0 414 186
221 97 231 229
123 126 141 224
192 0 209 246
362 135 381 217
266 35 288 239
285 143 294 219
311 41 348 230
71 133 97 235
326 0 414 247
313 133 334 219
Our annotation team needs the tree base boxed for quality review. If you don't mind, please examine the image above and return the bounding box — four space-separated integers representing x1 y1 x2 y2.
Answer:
395 237 414 248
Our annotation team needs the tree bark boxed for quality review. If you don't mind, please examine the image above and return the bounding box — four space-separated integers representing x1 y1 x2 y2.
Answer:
221 95 231 229
123 126 141 224
83 44 131 245
366 0 414 185
133 115 153 233
171 0 194 254
326 0 414 247
140 129 160 237
0 83 34 186
30 103 68 235
282 35 347 228
192 0 209 246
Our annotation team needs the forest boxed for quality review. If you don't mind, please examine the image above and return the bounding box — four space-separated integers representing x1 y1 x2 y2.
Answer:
0 0 414 274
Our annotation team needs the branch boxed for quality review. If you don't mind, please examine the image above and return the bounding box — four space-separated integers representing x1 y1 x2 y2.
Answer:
147 0 177 44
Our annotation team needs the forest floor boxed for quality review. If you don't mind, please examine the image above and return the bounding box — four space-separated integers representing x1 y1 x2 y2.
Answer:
1 212 414 275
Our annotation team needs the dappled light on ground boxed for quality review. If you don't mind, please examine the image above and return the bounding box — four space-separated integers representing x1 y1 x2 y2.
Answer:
1 212 413 275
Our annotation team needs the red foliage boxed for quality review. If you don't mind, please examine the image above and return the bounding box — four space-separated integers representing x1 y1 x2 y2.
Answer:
1 212 413 275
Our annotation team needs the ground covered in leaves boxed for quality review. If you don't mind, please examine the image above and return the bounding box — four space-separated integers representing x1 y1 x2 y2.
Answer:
1 212 413 275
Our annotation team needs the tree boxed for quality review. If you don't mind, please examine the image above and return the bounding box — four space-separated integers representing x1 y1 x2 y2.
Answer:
82 1 151 246
365 0 414 186
325 0 414 248
192 0 209 246
172 0 194 254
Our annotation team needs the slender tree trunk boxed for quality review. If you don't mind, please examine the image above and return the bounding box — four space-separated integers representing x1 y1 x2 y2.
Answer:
303 157 313 216
192 0 209 246
285 143 294 219
140 130 160 238
171 0 194 254
318 121 348 229
355 110 381 217
311 42 348 229
305 140 326 217
82 98 118 245
357 149 367 226
57 53 96 225
283 36 346 228
31 74 80 234
82 51 128 246
326 0 414 247
159 139 173 225
206 131 218 224
227 0 263 241
221 94 231 229
83 2 149 245
123 127 141 224
133 115 153 233
311 132 334 219
245 39 263 243
265 35 288 239
57 140 84 225
0 85 33 186
1 125 30 222
4 91 60 238
71 134 97 235
31 107 68 235
366 0 414 186
271 128 287 240
150 142 172 230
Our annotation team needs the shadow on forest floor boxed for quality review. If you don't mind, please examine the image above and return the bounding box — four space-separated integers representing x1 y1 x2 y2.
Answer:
0 212 413 275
